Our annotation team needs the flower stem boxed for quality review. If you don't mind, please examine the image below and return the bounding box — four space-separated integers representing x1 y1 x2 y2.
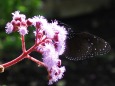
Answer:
21 35 26 52
2 53 25 68
2 44 36 68
26 55 46 68
1 37 47 69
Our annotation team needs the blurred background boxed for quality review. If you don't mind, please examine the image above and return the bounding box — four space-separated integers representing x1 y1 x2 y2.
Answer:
0 0 115 86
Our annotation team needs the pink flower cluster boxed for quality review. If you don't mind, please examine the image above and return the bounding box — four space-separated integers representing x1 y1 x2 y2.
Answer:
5 11 67 85
5 11 28 35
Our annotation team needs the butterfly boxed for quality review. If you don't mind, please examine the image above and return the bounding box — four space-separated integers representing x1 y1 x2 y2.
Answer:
56 21 111 61
63 31 111 61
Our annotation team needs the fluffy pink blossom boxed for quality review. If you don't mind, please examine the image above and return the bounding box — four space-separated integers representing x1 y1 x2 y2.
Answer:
5 22 13 34
31 16 48 28
31 18 67 84
5 11 28 35
12 11 26 20
42 44 66 85
48 66 66 85
18 26 28 35
50 21 67 55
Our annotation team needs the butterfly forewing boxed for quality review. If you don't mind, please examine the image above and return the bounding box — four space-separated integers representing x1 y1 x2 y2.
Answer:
64 32 111 61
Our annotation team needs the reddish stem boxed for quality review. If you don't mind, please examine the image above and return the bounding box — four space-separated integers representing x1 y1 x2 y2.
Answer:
35 28 39 44
2 44 36 68
2 53 25 68
1 37 47 69
26 55 46 68
21 35 26 52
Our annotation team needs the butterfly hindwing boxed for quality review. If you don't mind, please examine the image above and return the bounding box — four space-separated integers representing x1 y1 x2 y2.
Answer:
64 32 111 61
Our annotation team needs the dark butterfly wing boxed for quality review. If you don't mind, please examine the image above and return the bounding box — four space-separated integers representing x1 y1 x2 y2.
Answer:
64 32 111 61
